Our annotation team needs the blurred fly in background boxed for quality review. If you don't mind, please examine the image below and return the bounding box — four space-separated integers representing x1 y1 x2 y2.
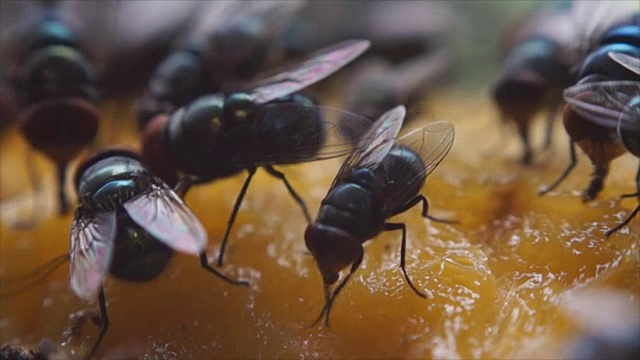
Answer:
282 1 458 134
0 0 203 224
539 1 639 235
492 3 576 164
137 1 304 132
7 1 100 219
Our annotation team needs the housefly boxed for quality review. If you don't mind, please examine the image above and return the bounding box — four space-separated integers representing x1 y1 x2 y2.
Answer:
492 6 576 164
141 39 372 267
539 4 639 235
305 105 455 326
69 147 247 358
13 10 100 216
137 0 303 131
545 72 639 236
340 48 451 141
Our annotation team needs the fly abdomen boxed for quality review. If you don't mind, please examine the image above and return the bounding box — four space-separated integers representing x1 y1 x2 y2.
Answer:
110 215 174 282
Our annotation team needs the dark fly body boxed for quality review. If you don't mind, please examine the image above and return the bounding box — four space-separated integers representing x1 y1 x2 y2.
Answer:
69 148 247 358
539 9 639 235
141 39 372 268
305 105 455 326
492 7 576 164
339 48 452 142
14 12 100 215
549 74 639 236
137 1 303 131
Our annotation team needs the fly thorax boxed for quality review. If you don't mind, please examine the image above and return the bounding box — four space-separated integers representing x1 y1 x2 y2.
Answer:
76 155 149 212
223 92 255 127
167 94 225 175
319 179 382 240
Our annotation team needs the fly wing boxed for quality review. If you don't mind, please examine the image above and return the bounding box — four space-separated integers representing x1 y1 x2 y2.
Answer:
564 80 640 130
183 1 304 48
328 105 405 191
123 179 206 255
248 39 371 104
228 104 373 168
69 209 116 301
399 120 455 178
609 52 640 76
380 120 455 216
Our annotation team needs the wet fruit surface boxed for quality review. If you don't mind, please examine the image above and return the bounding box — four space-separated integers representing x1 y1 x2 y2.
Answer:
1 91 638 359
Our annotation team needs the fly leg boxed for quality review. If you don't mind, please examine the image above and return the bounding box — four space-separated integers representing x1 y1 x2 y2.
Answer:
543 96 561 150
583 161 609 202
22 148 44 227
264 166 312 223
85 288 109 359
57 162 70 214
173 176 196 198
217 168 256 266
517 122 533 165
391 195 457 224
385 194 459 298
606 163 640 237
199 252 249 286
384 222 427 298
539 141 577 195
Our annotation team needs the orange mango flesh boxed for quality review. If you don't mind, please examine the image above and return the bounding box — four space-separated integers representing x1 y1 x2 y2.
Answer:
0 90 638 359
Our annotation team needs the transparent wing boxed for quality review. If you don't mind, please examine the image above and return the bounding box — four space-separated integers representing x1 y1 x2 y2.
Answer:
123 179 206 255
564 80 640 130
380 120 455 215
184 0 304 47
399 121 456 178
69 209 116 301
328 105 406 191
609 52 640 75
247 39 371 104
228 103 375 168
